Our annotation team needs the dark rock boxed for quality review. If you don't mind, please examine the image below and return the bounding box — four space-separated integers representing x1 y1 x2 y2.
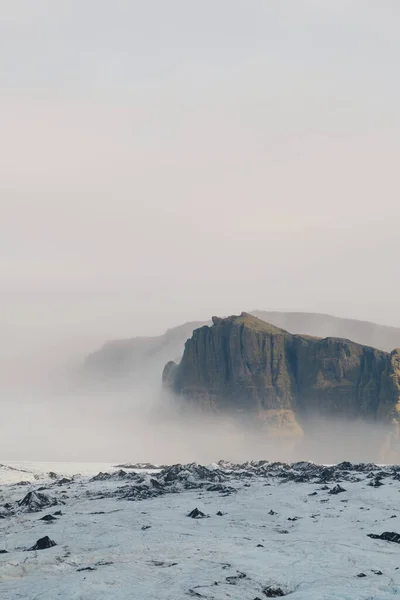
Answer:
0 550 8 554
368 477 384 487
226 572 246 584
329 485 346 495
141 525 151 530
77 566 97 572
357 573 367 578
262 586 286 597
18 491 60 513
368 531 400 543
39 514 57 521
187 508 206 519
372 570 383 575
28 536 56 551
257 544 264 547
268 510 277 515
216 511 225 516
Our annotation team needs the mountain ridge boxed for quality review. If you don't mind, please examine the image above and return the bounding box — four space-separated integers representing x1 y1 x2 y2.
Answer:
82 311 400 393
162 313 400 457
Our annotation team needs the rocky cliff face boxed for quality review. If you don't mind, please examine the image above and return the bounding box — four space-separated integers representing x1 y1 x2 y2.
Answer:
83 312 400 386
163 313 400 438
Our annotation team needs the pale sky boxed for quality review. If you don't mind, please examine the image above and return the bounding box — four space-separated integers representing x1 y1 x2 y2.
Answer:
2 0 400 356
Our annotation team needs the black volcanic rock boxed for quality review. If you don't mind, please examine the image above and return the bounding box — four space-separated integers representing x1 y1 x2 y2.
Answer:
329 485 346 495
28 536 56 551
187 508 206 518
368 531 400 543
18 491 60 513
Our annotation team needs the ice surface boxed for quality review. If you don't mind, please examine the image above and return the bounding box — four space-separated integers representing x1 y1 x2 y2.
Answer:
1 460 400 599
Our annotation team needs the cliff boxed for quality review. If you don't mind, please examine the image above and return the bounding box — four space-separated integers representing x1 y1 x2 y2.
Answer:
163 313 400 436
82 312 400 386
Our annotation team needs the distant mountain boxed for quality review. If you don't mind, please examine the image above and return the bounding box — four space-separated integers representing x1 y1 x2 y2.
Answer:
83 320 210 386
163 313 400 459
83 311 400 385
252 311 400 352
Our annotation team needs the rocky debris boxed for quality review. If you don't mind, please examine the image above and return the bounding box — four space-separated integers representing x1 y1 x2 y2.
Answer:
206 484 236 494
368 477 384 487
28 536 56 551
18 491 61 513
187 508 206 519
39 514 57 521
269 510 277 515
368 531 400 543
357 573 366 578
329 484 346 495
55 478 72 486
216 511 226 516
151 560 178 568
372 570 383 575
71 461 400 508
54 510 63 516
77 566 97 572
226 571 246 584
91 469 132 482
262 586 286 597
141 525 151 530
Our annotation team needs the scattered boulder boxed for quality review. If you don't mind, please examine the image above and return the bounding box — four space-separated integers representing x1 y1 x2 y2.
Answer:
268 510 277 515
187 508 206 519
262 586 286 597
368 477 384 488
18 491 60 513
28 536 56 551
357 573 366 578
39 514 57 521
56 478 72 486
329 485 346 495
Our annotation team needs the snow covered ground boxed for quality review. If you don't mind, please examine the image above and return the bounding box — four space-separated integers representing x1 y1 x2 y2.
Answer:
1 460 400 599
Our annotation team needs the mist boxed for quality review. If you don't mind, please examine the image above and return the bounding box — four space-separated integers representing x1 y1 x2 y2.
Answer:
0 359 394 465
2 2 400 465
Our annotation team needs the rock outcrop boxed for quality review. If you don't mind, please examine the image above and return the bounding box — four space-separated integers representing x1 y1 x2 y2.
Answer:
83 312 400 385
163 313 400 439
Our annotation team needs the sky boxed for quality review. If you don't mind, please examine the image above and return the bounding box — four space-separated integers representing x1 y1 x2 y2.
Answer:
2 0 400 369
